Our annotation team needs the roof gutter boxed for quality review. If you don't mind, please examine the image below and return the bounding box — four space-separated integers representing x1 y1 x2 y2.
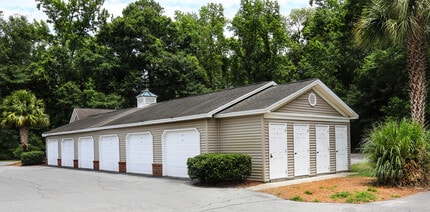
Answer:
42 113 211 137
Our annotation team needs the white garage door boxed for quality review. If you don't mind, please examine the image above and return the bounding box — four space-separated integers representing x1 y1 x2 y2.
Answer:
126 133 153 174
61 139 74 167
47 140 58 166
163 129 200 178
99 135 119 172
78 137 94 169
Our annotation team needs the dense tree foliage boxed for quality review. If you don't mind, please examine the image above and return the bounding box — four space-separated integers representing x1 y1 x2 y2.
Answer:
355 0 430 126
1 0 429 158
0 90 49 151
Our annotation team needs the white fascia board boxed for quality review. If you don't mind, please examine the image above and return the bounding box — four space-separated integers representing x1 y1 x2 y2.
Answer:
42 113 211 137
207 81 277 115
264 112 352 122
312 80 359 119
69 109 78 123
266 80 319 112
214 109 267 118
266 79 358 119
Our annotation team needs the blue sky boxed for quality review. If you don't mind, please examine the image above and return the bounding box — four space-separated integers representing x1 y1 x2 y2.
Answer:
1 0 310 21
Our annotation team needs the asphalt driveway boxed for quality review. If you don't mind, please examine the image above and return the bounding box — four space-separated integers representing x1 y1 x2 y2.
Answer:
0 163 429 212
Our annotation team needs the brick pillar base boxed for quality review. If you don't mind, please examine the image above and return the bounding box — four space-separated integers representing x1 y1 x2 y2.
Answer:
57 159 62 167
119 162 126 173
93 160 99 170
73 159 78 168
152 164 162 176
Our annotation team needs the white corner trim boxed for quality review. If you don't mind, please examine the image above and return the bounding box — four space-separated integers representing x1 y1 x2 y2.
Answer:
264 112 352 123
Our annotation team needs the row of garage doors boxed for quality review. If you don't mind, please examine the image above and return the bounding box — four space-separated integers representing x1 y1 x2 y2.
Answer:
46 129 201 178
269 123 348 180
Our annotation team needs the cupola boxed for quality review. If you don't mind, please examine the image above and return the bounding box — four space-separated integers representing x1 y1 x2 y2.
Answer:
136 88 157 108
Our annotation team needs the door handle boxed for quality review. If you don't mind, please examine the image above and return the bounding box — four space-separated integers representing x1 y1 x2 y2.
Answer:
270 154 273 158
294 152 297 155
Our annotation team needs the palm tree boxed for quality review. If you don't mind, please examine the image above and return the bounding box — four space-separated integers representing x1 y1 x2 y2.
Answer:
355 0 430 126
0 90 50 151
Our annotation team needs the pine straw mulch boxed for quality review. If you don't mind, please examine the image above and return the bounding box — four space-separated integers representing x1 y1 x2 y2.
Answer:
260 176 428 203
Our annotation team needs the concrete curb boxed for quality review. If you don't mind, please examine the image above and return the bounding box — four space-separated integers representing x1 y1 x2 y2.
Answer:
247 172 356 191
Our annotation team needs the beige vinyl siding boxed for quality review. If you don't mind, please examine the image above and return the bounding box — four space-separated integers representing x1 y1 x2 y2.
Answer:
218 115 264 181
263 119 350 181
275 90 342 117
45 119 209 165
206 118 219 153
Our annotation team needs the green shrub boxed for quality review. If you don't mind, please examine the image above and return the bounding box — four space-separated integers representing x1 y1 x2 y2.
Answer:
13 133 45 159
362 118 430 187
21 151 45 165
187 153 252 184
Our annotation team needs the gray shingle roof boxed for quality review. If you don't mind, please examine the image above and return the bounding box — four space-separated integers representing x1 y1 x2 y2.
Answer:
43 81 273 136
218 79 317 114
69 108 115 123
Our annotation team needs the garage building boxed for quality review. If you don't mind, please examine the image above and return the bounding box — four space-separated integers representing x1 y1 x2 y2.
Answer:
43 79 358 182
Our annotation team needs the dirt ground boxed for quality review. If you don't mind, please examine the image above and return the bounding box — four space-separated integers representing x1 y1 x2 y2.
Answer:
260 177 426 203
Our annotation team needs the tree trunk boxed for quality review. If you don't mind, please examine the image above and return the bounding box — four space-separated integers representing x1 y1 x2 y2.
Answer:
19 126 29 152
406 17 427 126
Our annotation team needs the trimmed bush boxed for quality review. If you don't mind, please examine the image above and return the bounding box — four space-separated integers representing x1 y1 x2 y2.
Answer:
187 153 252 184
361 118 430 187
21 151 45 165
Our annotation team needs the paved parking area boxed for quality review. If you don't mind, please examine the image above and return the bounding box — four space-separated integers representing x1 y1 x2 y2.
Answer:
0 164 429 212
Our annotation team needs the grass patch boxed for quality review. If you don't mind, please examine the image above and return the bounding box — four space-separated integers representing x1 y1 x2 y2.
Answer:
349 162 373 177
346 191 376 203
367 186 378 193
313 199 320 202
390 194 401 198
330 191 352 199
304 190 313 195
275 191 282 197
326 185 338 191
289 196 303 202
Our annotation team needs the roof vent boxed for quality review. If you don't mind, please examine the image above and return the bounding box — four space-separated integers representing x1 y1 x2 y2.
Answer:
136 89 157 108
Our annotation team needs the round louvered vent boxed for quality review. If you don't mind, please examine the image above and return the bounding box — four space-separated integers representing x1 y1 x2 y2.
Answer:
308 93 317 107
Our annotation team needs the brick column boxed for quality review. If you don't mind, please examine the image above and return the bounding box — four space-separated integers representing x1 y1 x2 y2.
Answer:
57 159 62 167
152 164 162 176
73 159 78 168
93 160 99 170
119 162 126 173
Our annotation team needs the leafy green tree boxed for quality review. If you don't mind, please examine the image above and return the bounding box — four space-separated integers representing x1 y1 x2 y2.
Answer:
98 0 209 102
0 90 49 151
36 0 108 57
0 15 50 96
355 0 430 125
229 0 292 85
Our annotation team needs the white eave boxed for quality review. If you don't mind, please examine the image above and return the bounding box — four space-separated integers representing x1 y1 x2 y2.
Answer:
215 79 358 119
42 113 212 137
